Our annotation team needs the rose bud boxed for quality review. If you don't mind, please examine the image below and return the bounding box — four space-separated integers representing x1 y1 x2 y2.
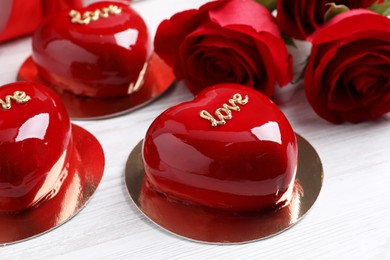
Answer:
154 0 292 97
304 9 390 123
276 0 378 40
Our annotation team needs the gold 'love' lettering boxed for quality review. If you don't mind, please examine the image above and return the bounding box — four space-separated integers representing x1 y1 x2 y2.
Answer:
0 91 31 110
69 5 122 25
200 93 249 127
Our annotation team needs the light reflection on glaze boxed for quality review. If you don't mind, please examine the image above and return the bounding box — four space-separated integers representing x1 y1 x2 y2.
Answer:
31 148 70 206
15 113 49 142
251 121 282 144
32 1 151 98
114 29 139 49
0 82 71 213
143 84 298 212
0 124 105 245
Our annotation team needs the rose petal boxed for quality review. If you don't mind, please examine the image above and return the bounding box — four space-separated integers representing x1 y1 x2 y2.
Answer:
230 25 292 87
208 0 280 37
325 37 390 93
187 23 264 74
276 0 318 40
305 44 343 123
198 45 258 84
252 40 275 96
326 53 390 110
155 9 201 68
155 0 292 96
185 45 256 93
178 22 282 94
255 32 293 87
300 0 318 35
309 10 390 44
276 0 302 39
184 46 250 92
310 30 390 114
154 0 225 67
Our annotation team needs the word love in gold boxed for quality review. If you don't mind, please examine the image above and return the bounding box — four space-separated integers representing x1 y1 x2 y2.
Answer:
200 93 249 127
69 5 122 25
0 91 31 110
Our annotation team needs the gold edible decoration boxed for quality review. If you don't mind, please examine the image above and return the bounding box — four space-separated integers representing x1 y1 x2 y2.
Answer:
69 5 122 25
0 91 31 110
128 63 148 94
200 93 249 126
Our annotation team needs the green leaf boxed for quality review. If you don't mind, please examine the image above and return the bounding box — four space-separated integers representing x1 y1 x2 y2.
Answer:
324 3 350 22
282 34 297 48
369 1 390 16
254 0 277 11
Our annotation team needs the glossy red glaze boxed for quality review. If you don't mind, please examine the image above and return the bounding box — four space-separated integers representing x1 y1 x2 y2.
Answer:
139 180 299 242
0 82 71 213
143 84 298 212
32 1 151 98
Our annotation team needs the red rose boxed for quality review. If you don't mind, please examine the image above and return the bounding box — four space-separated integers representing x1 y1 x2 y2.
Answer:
0 0 82 43
304 10 390 123
276 0 378 40
154 0 292 96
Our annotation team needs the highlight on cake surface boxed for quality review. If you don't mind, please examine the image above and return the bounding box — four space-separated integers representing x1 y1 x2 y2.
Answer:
142 83 298 212
32 1 152 98
0 82 72 213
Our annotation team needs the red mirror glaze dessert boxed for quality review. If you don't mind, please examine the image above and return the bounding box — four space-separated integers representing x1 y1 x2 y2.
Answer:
0 82 72 213
32 1 151 98
143 84 297 212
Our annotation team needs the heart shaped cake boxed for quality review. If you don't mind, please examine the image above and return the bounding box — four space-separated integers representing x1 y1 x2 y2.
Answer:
143 84 297 212
0 82 72 213
32 1 151 98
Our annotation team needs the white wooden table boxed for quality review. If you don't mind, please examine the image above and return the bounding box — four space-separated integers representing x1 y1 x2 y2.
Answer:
1 1 390 259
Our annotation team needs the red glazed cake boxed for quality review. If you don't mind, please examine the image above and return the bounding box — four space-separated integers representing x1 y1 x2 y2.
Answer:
0 82 72 213
143 84 298 212
32 1 151 98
